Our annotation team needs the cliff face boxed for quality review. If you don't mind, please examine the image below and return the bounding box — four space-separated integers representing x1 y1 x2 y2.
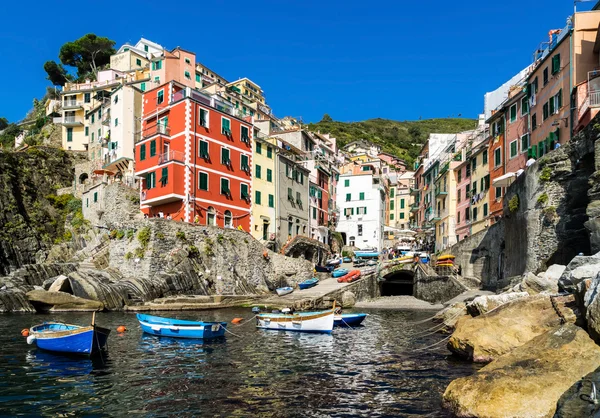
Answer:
0 147 81 275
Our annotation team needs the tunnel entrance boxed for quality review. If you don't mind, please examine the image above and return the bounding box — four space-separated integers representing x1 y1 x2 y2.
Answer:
380 270 415 296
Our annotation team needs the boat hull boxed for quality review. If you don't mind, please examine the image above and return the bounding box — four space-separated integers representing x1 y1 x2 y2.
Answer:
276 287 294 296
337 270 361 283
31 323 110 355
334 313 368 327
298 279 318 290
331 268 349 278
137 313 226 339
354 251 379 258
257 310 334 333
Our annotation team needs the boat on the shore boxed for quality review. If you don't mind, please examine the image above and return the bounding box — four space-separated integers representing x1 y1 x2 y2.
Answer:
334 313 368 327
354 249 379 258
331 268 349 278
256 304 335 333
298 278 319 290
326 257 342 266
27 314 110 355
337 269 361 283
276 286 294 296
343 257 352 263
315 265 334 273
136 313 227 339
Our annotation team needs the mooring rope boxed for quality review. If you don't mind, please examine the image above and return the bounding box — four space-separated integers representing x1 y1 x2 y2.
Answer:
412 334 452 352
236 315 258 327
220 324 243 338
406 310 465 337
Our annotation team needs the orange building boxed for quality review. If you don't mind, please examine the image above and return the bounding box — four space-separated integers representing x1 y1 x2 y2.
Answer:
135 81 253 229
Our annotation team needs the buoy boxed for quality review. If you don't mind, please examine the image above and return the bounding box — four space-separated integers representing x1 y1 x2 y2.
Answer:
117 325 127 333
21 329 29 337
231 318 243 324
263 250 269 260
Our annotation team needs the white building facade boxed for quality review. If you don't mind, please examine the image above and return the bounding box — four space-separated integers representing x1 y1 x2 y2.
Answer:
336 173 385 251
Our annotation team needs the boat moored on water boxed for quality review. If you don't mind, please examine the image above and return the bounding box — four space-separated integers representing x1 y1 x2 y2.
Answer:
256 304 336 333
27 313 110 355
334 313 368 327
276 286 294 296
298 278 319 290
136 313 227 339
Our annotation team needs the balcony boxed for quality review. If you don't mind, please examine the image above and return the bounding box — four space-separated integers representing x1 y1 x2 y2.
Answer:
158 150 185 164
62 100 83 110
140 124 170 142
410 204 419 213
429 211 442 222
435 187 448 197
410 187 420 196
591 90 600 108
58 116 84 126
101 111 111 126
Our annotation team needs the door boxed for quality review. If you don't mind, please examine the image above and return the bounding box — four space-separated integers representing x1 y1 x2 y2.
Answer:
262 222 269 241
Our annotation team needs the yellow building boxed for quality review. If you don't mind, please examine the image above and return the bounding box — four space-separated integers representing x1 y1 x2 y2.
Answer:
227 78 265 104
433 161 459 251
388 171 414 230
251 135 277 242
469 138 491 235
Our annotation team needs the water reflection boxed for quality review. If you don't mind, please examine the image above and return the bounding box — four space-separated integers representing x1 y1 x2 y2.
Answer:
0 309 478 416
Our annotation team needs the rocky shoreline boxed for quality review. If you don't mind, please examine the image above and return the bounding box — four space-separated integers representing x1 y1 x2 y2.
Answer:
438 253 600 417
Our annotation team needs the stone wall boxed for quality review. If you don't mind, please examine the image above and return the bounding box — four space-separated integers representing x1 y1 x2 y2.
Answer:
447 222 504 289
413 265 467 303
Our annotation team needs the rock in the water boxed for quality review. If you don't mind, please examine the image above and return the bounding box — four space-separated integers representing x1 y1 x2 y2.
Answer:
433 302 467 332
448 295 561 362
48 275 70 293
466 292 529 316
341 291 356 308
559 252 600 293
26 290 104 311
443 324 600 418
555 365 600 417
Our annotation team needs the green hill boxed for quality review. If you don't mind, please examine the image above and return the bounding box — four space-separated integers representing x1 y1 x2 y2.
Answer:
307 117 478 166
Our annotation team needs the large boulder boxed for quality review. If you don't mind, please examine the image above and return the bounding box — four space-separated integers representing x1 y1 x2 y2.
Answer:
26 290 104 312
558 252 600 293
433 302 467 332
443 324 600 418
539 264 566 281
584 272 600 343
555 365 600 417
466 292 529 316
448 295 562 362
48 275 70 293
507 271 558 295
341 291 356 308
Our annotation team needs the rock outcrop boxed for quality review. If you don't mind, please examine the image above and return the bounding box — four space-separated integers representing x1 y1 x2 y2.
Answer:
443 324 600 418
448 295 563 362
26 289 104 312
466 292 529 316
558 252 600 294
433 302 467 332
555 365 600 417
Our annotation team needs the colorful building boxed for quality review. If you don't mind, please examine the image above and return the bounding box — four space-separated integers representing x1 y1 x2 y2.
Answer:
251 135 277 242
468 138 491 235
135 81 253 229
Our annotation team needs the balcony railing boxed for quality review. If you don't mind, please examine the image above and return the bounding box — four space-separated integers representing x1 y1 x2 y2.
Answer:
140 124 170 141
435 187 448 197
63 100 83 108
410 204 419 212
410 187 420 195
101 111 111 126
158 150 185 164
590 90 600 108
59 116 84 125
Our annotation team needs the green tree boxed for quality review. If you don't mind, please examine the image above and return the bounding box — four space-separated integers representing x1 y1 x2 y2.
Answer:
320 113 333 123
0 117 8 131
57 34 116 80
43 61 71 86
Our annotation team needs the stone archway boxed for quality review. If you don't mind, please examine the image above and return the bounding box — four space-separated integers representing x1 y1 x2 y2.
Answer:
79 172 89 184
380 270 415 296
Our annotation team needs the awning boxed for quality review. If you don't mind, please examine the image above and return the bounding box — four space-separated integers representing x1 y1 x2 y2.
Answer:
397 229 416 236
93 169 115 176
492 172 516 188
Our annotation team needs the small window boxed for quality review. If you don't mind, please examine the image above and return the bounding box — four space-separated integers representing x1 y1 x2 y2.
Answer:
198 172 208 190
140 82 146 92
221 118 231 136
510 140 518 159
267 168 272 182
241 183 249 200
346 193 351 202
483 203 488 217
255 190 262 205
390 213 394 221
199 108 209 128
67 128 73 142
93 192 98 202
520 134 529 153
267 146 272 158
241 126 249 143
359 192 365 200
496 187 502 199
256 165 262 179
199 140 209 159
184 70 191 79
84 93 91 103
185 57 191 65
269 194 274 208
390 200 394 210
221 147 231 165
241 154 249 172
552 54 561 75
521 96 529 115
140 144 146 160
256 142 262 154
136 58 142 67
146 172 156 189
157 90 164 105
509 104 517 123
494 148 500 167
220 178 230 195
543 67 548 86
144 45 149 52
390 188 395 198
85 126 89 136
150 140 156 157
160 167 168 186
344 179 350 187
114 118 119 127
482 150 488 165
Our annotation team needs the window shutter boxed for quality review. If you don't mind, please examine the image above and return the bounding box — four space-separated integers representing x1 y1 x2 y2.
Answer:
140 144 146 160
549 96 555 115
150 140 156 157
161 167 168 185
557 89 562 109
199 172 208 190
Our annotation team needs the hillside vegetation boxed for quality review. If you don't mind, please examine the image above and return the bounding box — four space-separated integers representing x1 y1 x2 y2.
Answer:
307 117 478 166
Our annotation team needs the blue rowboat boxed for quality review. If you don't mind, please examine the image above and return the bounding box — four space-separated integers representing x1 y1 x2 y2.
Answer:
334 313 368 327
354 250 379 258
332 268 349 278
28 322 110 355
136 313 227 339
315 265 334 273
343 257 352 263
299 277 319 290
276 286 294 296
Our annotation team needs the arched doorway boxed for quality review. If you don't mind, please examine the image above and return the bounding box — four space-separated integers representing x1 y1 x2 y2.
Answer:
79 173 89 184
380 270 415 296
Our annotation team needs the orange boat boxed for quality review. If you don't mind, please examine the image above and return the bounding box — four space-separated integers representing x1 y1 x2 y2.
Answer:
337 270 361 283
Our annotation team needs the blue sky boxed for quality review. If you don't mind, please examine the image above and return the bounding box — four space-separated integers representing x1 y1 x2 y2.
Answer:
0 0 595 123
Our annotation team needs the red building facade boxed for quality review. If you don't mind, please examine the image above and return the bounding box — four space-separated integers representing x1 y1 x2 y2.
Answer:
136 81 253 230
